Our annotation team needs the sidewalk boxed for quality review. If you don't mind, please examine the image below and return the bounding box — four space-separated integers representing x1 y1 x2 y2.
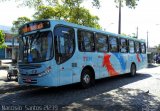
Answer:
0 70 39 94
138 63 160 75
0 69 19 93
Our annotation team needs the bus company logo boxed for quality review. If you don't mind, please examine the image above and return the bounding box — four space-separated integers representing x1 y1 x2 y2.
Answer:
83 56 92 62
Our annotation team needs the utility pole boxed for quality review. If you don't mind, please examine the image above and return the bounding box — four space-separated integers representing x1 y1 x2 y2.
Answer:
118 0 121 34
136 26 138 38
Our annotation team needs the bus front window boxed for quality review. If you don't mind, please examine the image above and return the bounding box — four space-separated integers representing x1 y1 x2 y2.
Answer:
19 31 53 63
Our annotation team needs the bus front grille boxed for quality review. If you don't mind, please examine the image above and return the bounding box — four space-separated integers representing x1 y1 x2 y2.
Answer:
21 74 39 77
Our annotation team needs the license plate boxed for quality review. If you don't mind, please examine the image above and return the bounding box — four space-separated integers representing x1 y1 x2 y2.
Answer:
25 78 32 82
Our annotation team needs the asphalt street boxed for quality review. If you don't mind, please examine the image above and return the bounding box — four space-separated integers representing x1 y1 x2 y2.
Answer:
0 64 160 111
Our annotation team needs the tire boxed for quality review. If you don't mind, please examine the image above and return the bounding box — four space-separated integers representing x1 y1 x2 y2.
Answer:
80 69 94 88
130 64 136 76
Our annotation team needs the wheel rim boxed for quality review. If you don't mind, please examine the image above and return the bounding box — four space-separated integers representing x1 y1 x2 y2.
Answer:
83 74 90 84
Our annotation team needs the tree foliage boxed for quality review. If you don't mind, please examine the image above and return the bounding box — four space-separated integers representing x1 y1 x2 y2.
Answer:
8 0 101 31
0 0 139 9
33 5 101 29
114 0 139 8
0 0 100 9
0 30 6 48
33 5 68 20
1 0 139 31
11 16 31 33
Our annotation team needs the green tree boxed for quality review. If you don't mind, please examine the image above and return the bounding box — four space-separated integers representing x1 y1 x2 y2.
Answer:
0 0 100 9
1 0 139 29
0 30 6 48
11 16 31 34
0 0 139 9
68 7 101 28
33 5 101 29
33 5 69 20
114 0 139 8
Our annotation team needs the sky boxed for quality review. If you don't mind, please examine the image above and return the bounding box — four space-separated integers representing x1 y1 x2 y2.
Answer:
0 0 160 47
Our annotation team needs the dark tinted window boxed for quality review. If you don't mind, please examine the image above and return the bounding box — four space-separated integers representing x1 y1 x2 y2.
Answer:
120 38 128 53
96 33 108 52
54 26 75 64
135 42 140 53
129 40 135 53
78 30 95 52
109 36 118 52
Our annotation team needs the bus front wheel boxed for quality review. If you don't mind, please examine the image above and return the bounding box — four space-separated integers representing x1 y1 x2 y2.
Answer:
81 69 94 88
130 64 136 76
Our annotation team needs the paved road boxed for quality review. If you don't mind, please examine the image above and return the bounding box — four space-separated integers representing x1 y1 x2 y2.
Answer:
0 64 160 111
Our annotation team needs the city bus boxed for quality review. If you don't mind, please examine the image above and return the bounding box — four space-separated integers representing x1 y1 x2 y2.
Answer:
18 19 147 88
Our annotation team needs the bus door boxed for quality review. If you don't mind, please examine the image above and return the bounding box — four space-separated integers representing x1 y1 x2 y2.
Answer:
54 26 75 85
58 59 73 85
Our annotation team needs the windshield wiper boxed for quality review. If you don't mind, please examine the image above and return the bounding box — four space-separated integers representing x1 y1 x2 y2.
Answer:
30 31 40 46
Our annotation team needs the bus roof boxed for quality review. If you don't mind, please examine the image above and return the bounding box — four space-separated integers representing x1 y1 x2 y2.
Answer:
50 19 146 43
20 19 146 43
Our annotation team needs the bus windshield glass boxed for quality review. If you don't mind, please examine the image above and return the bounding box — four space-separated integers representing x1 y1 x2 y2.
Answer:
19 31 53 63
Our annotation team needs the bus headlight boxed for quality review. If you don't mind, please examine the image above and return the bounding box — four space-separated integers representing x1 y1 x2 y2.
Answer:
38 66 51 77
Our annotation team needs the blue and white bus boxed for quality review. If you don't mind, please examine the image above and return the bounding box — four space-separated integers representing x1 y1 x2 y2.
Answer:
18 20 147 88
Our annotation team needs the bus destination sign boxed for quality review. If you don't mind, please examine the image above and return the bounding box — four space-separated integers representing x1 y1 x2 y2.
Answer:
19 21 50 34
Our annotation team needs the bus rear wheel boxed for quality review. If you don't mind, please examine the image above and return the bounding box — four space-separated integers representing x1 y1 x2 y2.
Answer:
130 64 136 76
81 69 94 88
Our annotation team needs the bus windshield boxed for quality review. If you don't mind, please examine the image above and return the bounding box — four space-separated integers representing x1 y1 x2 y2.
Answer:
19 31 53 63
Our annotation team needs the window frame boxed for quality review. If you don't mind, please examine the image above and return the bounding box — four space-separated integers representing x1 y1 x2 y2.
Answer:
78 29 95 52
140 42 146 54
108 36 119 52
95 33 109 53
135 41 141 53
128 40 135 54
119 38 128 53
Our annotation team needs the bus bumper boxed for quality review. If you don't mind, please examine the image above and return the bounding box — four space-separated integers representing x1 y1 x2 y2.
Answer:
18 72 59 87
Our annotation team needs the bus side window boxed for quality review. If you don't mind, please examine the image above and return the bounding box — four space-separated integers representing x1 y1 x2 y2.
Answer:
119 38 128 53
95 33 108 52
109 36 118 52
141 42 146 54
78 30 95 52
129 40 135 53
135 41 140 53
